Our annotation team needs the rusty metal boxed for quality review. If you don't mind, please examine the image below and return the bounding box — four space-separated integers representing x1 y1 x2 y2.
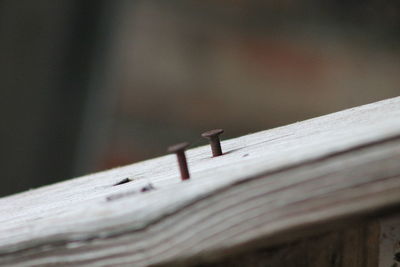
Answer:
201 129 224 157
168 142 190 180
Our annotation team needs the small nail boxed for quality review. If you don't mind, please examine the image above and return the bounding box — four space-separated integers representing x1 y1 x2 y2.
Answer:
201 129 224 157
168 142 190 180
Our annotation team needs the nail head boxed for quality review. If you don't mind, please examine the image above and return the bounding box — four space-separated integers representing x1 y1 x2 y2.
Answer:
201 129 224 138
168 142 190 153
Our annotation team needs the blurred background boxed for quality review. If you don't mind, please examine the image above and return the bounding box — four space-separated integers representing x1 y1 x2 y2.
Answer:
0 0 399 197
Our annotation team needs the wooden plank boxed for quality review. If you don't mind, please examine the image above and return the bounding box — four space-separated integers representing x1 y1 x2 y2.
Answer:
379 214 400 266
197 221 380 267
1 97 400 266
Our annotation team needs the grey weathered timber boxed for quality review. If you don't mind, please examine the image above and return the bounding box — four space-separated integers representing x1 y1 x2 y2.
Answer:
1 97 400 266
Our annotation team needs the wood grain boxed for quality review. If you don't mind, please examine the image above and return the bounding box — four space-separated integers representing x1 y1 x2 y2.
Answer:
1 97 400 266
198 221 379 267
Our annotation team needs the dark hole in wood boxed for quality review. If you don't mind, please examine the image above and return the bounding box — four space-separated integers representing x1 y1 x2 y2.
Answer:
113 178 131 186
106 190 136 201
140 183 155 192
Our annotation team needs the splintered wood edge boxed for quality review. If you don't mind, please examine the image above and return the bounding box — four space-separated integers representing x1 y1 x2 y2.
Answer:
1 97 400 266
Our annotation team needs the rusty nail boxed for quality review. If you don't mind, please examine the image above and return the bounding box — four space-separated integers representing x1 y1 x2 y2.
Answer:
202 129 224 157
168 142 190 180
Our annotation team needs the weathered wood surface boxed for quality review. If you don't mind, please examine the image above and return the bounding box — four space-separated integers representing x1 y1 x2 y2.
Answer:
199 220 381 267
379 214 400 266
1 97 400 266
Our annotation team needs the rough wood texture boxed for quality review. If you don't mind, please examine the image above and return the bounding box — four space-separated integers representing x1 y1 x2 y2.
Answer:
379 214 400 266
193 220 380 267
1 97 400 266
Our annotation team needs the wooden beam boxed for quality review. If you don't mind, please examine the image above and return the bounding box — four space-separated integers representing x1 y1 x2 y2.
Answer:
1 97 400 266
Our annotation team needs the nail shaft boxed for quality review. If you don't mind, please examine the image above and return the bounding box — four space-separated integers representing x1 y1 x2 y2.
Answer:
168 142 190 180
202 129 224 157
209 136 222 157
176 152 190 180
